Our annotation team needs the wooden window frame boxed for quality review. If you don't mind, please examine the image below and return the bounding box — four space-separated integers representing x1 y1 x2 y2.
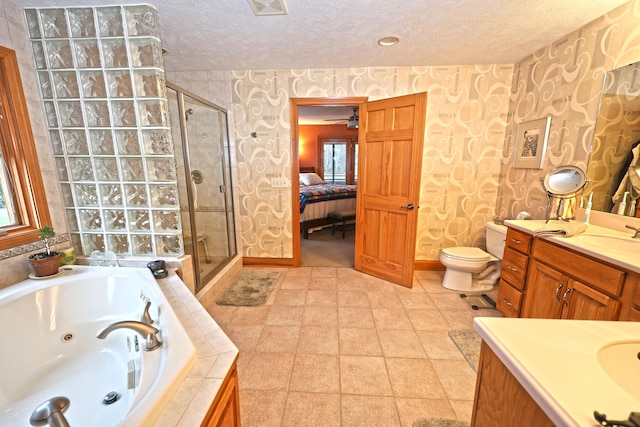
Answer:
0 46 52 249
318 136 357 185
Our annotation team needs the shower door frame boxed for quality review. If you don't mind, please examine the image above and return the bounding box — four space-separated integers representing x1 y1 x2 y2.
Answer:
167 82 237 292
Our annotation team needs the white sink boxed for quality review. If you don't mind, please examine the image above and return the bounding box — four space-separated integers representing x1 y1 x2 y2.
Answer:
597 340 640 400
570 233 640 254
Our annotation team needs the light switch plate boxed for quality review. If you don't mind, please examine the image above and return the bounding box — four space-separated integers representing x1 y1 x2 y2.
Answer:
270 177 288 187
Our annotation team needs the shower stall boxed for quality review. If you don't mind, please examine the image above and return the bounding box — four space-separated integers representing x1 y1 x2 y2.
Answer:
166 83 236 293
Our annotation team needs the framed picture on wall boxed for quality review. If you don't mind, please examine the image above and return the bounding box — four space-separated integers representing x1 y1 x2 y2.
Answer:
513 116 551 169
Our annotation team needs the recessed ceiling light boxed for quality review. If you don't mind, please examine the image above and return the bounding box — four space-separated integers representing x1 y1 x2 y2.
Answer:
378 36 400 47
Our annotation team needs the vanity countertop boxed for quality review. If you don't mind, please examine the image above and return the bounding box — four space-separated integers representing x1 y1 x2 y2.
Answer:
474 317 640 427
504 220 640 274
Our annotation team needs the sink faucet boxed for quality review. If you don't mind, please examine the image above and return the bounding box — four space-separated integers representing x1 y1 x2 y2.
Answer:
625 225 640 239
97 320 162 351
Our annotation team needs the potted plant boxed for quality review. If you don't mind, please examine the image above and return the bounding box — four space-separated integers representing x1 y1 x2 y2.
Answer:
28 225 62 277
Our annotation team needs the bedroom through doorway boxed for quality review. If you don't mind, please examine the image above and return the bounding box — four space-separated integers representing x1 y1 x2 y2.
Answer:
295 99 365 267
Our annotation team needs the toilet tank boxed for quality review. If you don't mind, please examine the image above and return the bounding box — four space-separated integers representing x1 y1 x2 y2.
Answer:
486 222 508 259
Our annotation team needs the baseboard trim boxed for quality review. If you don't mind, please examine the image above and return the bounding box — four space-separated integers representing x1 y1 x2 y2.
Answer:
243 257 295 267
242 257 443 270
414 260 445 270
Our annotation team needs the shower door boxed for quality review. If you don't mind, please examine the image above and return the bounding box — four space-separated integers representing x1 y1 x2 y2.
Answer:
167 84 236 292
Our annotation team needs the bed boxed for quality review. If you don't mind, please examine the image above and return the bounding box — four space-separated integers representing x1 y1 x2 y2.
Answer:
299 168 357 239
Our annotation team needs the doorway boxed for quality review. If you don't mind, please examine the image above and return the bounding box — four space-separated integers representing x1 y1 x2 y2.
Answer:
291 97 367 267
292 94 427 287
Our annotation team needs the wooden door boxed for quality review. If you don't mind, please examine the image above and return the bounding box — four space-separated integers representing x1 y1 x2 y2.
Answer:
354 93 427 287
521 261 565 319
561 280 620 320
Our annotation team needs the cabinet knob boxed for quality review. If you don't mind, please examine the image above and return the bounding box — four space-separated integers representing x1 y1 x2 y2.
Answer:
506 264 519 272
510 237 522 245
562 288 572 305
501 298 513 307
555 283 564 302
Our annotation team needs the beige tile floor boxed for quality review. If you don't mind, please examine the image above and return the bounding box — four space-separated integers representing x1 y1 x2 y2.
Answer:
205 267 502 427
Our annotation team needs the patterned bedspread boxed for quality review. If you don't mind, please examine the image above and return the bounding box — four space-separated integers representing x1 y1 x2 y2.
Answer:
300 183 357 213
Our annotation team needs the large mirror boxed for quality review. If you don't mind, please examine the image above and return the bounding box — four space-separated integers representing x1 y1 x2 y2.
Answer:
586 61 640 218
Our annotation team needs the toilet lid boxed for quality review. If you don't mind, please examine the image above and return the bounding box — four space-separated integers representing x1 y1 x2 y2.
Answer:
442 247 490 261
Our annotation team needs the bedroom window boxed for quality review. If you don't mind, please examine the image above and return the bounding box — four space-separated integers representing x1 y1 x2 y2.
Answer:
319 137 357 185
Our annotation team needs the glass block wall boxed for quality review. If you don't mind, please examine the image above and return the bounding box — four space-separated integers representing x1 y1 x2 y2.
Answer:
24 5 182 257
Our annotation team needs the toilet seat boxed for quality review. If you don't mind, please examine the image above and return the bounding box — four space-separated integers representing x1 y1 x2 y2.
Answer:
441 247 490 262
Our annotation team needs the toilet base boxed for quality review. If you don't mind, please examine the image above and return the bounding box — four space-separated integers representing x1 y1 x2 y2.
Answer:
441 268 496 293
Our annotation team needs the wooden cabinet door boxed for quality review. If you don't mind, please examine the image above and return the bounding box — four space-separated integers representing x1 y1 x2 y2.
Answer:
522 261 565 319
561 279 621 320
471 342 555 427
201 364 241 427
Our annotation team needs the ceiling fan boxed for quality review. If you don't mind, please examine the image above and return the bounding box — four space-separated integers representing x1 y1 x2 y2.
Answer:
325 107 359 128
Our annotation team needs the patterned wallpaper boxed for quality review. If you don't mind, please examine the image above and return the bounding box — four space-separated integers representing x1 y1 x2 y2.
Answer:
1 0 637 280
497 0 640 221
231 66 513 259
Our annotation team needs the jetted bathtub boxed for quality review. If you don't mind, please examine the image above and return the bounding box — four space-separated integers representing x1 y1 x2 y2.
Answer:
0 265 197 426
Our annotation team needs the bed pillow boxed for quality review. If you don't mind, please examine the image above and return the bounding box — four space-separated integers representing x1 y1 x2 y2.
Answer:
300 172 325 186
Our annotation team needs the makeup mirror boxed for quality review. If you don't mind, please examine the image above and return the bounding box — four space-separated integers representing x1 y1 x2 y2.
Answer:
542 165 588 221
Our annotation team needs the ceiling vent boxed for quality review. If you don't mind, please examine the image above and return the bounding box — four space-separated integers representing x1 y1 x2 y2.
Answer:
246 0 288 16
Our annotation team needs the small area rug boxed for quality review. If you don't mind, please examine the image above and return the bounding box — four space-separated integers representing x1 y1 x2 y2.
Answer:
412 418 470 427
448 329 481 373
215 269 279 307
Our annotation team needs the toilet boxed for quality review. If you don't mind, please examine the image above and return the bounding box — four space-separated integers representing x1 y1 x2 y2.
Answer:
439 222 508 293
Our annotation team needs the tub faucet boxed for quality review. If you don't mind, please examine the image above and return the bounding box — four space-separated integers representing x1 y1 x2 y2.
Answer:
30 396 70 427
626 225 640 239
141 301 155 325
97 320 162 351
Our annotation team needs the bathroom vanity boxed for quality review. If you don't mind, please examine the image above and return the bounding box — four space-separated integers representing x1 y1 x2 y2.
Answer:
496 221 640 321
471 318 640 426
474 220 640 425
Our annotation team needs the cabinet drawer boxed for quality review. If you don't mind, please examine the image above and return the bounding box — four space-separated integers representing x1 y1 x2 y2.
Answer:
501 247 528 291
533 239 625 297
506 228 532 254
496 279 522 318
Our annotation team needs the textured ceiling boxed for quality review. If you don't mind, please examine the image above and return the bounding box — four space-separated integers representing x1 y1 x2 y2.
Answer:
9 0 630 72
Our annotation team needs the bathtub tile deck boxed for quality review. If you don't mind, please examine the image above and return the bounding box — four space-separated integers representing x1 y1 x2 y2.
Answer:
204 267 501 427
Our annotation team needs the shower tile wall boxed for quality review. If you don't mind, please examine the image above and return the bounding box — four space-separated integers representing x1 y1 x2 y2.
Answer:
25 6 182 257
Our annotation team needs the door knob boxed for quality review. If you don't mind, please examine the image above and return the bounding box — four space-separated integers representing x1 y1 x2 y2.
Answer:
401 203 415 210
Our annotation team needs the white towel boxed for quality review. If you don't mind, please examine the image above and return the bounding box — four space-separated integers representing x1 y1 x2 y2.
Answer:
533 220 588 237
